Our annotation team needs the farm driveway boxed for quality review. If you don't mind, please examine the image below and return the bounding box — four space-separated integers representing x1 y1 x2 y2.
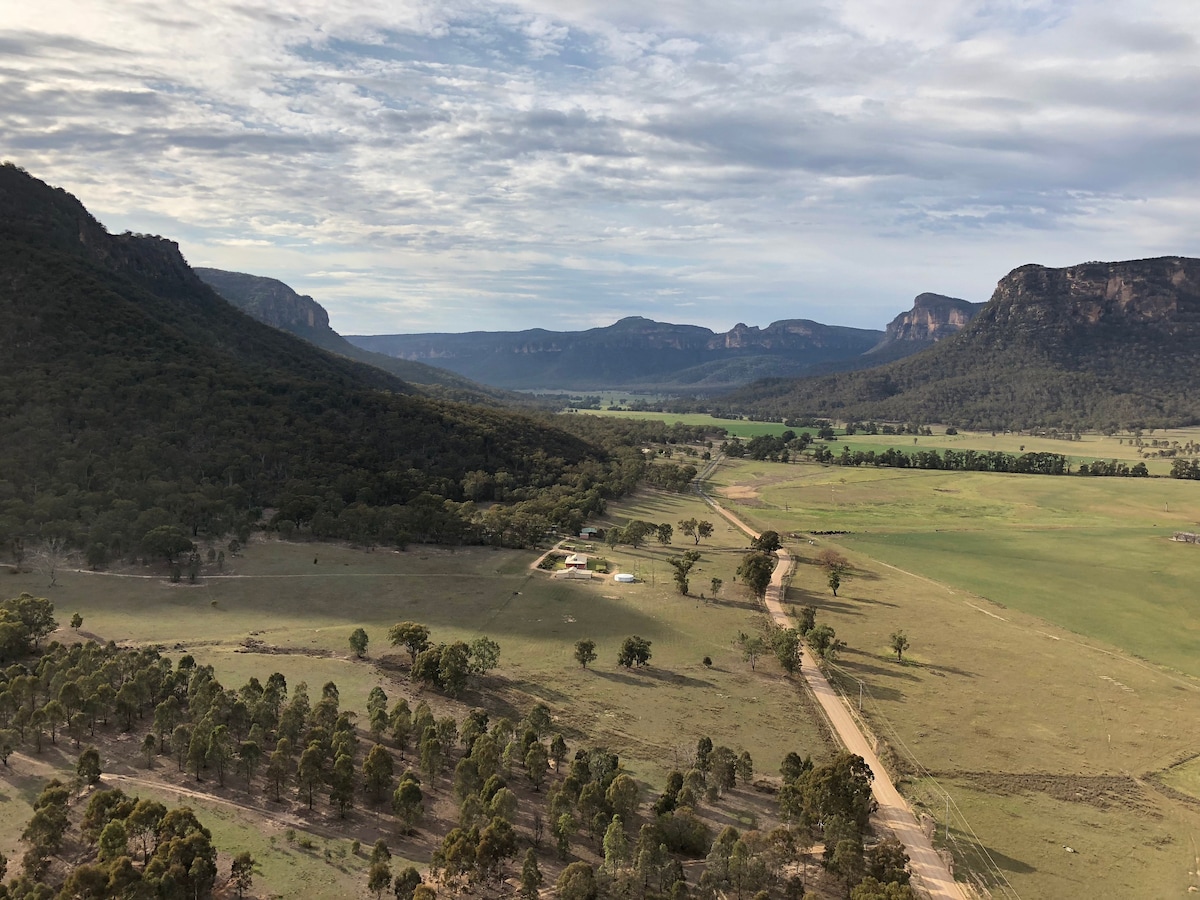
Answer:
696 475 969 900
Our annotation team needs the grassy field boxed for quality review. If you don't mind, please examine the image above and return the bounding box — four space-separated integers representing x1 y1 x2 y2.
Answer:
702 455 1200 898
0 489 830 897
581 409 1200 474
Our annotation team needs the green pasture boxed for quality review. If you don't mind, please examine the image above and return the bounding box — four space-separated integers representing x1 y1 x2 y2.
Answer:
579 408 1200 474
578 409 796 439
700 455 1200 897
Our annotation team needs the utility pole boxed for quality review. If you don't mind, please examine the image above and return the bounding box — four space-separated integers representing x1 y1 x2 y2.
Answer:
858 680 863 711
945 793 951 841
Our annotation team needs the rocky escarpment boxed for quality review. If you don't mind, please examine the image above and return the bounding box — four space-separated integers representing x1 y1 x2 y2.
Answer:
872 293 983 349
195 269 329 337
720 256 1200 429
196 269 515 403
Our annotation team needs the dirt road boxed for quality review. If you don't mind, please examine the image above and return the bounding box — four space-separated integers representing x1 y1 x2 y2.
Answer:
696 486 969 900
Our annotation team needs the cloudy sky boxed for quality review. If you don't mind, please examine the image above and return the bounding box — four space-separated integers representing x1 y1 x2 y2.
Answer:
2 1 1198 334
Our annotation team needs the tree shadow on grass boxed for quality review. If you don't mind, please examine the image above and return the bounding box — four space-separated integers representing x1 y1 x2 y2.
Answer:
591 667 715 690
840 593 898 608
961 839 1037 875
836 650 923 683
805 599 865 617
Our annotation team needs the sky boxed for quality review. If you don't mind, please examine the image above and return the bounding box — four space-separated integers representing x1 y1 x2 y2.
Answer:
2 1 1198 335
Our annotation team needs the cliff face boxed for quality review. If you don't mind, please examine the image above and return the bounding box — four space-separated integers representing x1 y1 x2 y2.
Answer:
196 268 516 402
978 258 1200 332
874 293 984 348
194 269 330 335
723 256 1200 429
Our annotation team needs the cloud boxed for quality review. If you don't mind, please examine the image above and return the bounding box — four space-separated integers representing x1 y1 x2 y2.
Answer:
1 0 1197 335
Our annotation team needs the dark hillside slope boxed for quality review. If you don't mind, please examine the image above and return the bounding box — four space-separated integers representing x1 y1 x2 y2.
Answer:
0 164 602 552
194 267 521 405
722 258 1200 430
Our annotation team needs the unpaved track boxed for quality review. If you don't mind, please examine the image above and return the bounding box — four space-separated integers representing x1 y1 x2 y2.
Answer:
696 479 969 900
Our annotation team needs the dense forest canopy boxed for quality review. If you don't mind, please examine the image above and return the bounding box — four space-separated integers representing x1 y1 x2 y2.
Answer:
0 165 707 559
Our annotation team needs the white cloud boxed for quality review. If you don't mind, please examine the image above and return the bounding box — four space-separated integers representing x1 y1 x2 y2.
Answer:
1 0 1197 335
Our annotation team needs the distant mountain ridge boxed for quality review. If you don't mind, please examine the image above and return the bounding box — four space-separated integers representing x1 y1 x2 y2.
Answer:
721 257 1200 429
348 316 888 390
195 268 520 405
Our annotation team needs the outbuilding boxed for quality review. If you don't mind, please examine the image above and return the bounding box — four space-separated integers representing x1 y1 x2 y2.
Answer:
564 553 588 570
613 573 636 583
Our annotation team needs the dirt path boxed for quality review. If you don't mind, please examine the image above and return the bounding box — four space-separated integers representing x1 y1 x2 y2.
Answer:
695 474 969 900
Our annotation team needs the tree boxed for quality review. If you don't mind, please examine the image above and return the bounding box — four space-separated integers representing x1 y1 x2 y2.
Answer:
520 848 543 899
70 612 83 631
866 836 911 885
141 525 194 564
331 752 356 816
297 742 325 809
889 631 910 662
606 773 639 821
77 746 101 784
364 743 394 803
828 569 842 596
772 628 802 673
677 518 698 544
393 773 424 833
603 815 630 873
266 740 291 801
349 627 369 659
438 642 472 697
617 635 652 668
33 538 71 588
574 639 598 668
239 740 262 785
231 851 255 898
558 861 598 900
368 860 392 899
623 520 657 549
738 633 766 670
525 742 550 791
389 622 431 666
98 820 129 863
807 624 845 661
141 732 157 768
697 520 714 543
737 552 776 599
207 724 233 786
710 577 722 599
657 523 674 545
817 549 849 596
796 605 817 635
468 636 501 675
394 866 423 900
751 530 781 553
666 549 700 596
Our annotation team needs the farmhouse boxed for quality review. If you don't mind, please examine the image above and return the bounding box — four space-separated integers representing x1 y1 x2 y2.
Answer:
564 553 588 569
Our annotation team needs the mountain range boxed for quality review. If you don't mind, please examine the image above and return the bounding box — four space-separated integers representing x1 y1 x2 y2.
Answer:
722 257 1200 430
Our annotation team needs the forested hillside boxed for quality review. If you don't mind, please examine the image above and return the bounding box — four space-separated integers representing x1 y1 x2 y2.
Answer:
718 258 1200 430
195 268 523 406
0 165 637 559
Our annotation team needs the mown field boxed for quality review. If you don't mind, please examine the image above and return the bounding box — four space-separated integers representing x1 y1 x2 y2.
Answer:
0 490 829 898
704 455 1200 898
